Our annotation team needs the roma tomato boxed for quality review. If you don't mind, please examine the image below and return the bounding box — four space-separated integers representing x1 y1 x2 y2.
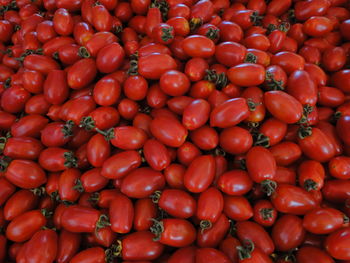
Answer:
296 246 335 263
143 139 171 171
134 198 157 231
325 227 350 260
138 53 177 79
109 193 134 234
67 58 97 89
110 126 148 150
4 189 38 221
182 35 215 58
69 247 106 263
227 63 265 87
218 170 253 196
184 155 216 193
101 151 141 179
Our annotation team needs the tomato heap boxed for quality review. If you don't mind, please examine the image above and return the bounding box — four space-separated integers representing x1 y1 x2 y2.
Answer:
0 0 350 262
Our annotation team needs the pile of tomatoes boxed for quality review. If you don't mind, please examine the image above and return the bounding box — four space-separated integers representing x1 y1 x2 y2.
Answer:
1 0 350 262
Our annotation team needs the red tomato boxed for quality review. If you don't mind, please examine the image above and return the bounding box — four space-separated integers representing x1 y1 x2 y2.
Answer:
329 156 350 179
236 221 275 255
224 196 253 221
96 42 125 73
69 247 106 263
296 246 335 263
151 218 196 247
271 184 317 215
134 198 157 231
227 63 265 87
215 41 246 67
253 199 277 227
101 151 141 179
110 126 147 150
168 246 196 263
109 193 134 234
121 167 165 198
56 230 81 263
182 35 215 58
184 155 216 193
219 126 253 155
138 53 177 79
4 137 43 160
120 231 164 261
325 227 350 260
218 170 253 196
272 215 305 251
160 70 190 96
39 147 77 172
298 160 325 191
6 209 47 242
67 58 97 89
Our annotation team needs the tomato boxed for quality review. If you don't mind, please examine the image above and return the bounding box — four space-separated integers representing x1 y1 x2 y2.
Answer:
69 247 106 263
25 94 51 115
185 57 209 81
197 213 230 248
84 106 120 131
227 63 265 87
325 227 350 260
95 42 125 73
271 184 317 215
219 127 252 155
181 35 215 58
215 42 246 67
218 170 253 196
59 96 96 125
190 125 218 150
6 209 47 242
168 246 196 263
151 218 196 247
159 70 190 97
304 207 346 235
4 189 38 221
39 147 77 172
298 127 335 163
41 121 74 147
298 160 325 191
294 0 331 21
56 229 81 263
303 16 333 37
150 117 187 147
121 167 165 198
236 221 275 255
272 215 305 251
196 248 231 263
120 231 164 261
253 199 277 227
138 53 177 79
1 85 31 114
109 193 134 234
322 46 347 72
101 151 141 179
93 77 121 106
329 156 350 179
3 137 43 160
296 246 335 263
224 196 253 221
17 229 58 263
67 58 97 89
184 155 215 193
133 198 157 231
337 116 350 146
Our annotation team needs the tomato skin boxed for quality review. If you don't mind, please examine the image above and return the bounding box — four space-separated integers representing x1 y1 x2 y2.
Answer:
298 127 335 163
134 198 157 231
17 229 58 263
158 189 196 219
61 205 101 233
219 126 253 155
272 215 306 251
109 193 134 234
182 35 215 58
39 147 77 172
67 58 97 90
303 207 346 234
4 189 38 221
101 151 141 179
224 196 253 221
246 146 276 183
196 248 231 263
69 247 106 263
96 42 125 73
121 167 165 198
93 77 121 106
337 116 350 146
6 210 46 242
150 117 188 147
56 229 81 263
190 125 218 151
322 179 350 203
210 98 249 128
5 159 46 189
271 184 317 215
1 86 31 114
329 156 350 179
236 221 275 255
4 137 43 160
24 54 60 75
184 155 216 193
197 213 230 248
121 231 164 261
155 218 196 247
215 41 246 67
325 227 350 260
322 46 346 72
286 70 317 106
218 170 253 196
58 168 81 202
168 246 196 263
138 53 177 80
227 63 265 87
60 96 96 125
264 91 303 124
196 187 224 226
296 246 335 263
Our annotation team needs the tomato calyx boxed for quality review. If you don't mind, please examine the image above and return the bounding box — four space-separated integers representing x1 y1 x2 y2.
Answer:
105 242 122 261
250 11 263 26
150 218 165 241
4 77 11 89
237 239 255 260
127 53 139 76
190 18 203 32
261 179 277 196
95 214 111 233
80 116 97 131
72 179 85 193
298 126 312 139
244 53 257 64
161 27 174 42
298 105 314 125
31 187 46 197
88 192 100 205
253 132 270 148
63 151 78 168
205 28 219 41
344 214 349 225
62 120 75 138
199 220 213 233
303 179 318 191
41 208 53 218
0 156 11 172
15 48 43 62
151 0 169 21
78 47 91 58
204 69 228 89
150 190 162 203
260 208 274 220
265 71 284 91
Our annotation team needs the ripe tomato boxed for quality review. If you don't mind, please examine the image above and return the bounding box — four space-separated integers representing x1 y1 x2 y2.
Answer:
159 70 190 97
272 215 305 251
329 156 350 179
271 51 305 74
271 184 317 215
337 116 350 146
168 246 196 263
110 126 147 150
196 248 231 263
109 193 134 234
219 126 253 155
298 160 325 191
6 209 47 242
69 247 106 263
120 231 164 261
224 196 253 221
4 189 38 221
151 218 196 247
56 230 81 263
121 167 165 198
296 246 335 263
218 170 253 196
138 53 177 79
182 35 215 58
227 63 265 87
134 198 157 231
325 227 350 260
253 199 277 227
101 151 141 179
236 221 275 255
184 155 215 193
3 137 43 160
